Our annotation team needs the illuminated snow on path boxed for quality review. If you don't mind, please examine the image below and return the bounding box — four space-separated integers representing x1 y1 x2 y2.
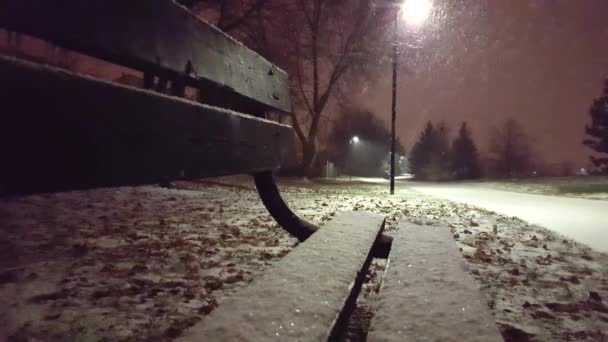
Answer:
410 182 608 253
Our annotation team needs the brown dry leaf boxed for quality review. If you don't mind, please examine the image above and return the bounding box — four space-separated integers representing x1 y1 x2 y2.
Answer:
223 270 245 285
230 227 241 238
523 240 540 248
473 248 493 263
559 275 580 284
478 232 494 241
184 267 200 281
277 249 290 258
198 298 218 315
203 278 223 291
462 237 477 247
200 261 221 269
260 251 274 260
536 255 552 265
545 302 580 313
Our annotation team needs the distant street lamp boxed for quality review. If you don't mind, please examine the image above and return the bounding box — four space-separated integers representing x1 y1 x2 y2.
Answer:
390 0 432 195
349 136 360 180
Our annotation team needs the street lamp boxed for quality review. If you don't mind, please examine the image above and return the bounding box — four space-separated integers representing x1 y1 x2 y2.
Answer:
349 136 360 180
390 0 432 195
400 0 433 27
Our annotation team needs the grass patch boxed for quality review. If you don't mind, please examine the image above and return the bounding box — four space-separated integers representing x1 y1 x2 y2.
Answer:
482 176 608 199
556 183 608 194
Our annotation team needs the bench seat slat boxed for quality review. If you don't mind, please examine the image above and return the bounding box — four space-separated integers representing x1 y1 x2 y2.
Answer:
367 221 503 342
0 0 291 113
0 55 292 196
178 211 385 342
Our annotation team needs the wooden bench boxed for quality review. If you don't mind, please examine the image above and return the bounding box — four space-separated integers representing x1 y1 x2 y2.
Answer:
0 1 501 340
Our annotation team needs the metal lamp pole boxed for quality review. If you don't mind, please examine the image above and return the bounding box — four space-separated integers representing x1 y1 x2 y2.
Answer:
390 17 399 195
389 0 431 194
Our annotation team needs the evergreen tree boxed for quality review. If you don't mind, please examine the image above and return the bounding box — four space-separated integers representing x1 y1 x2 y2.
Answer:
451 122 480 179
435 123 452 170
423 122 452 181
409 122 452 180
409 122 435 179
583 79 608 174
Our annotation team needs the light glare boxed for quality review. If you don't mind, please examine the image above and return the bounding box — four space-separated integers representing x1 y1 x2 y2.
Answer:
401 0 432 27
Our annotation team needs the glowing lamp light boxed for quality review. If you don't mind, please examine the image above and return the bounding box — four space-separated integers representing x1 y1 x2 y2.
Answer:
351 136 360 144
400 0 432 27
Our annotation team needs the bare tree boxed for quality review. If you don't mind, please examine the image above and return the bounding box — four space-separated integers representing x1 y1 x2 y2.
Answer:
273 0 392 173
187 0 393 173
177 0 270 33
488 118 532 177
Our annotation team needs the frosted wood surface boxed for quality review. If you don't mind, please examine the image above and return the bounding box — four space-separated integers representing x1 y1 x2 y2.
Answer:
179 211 384 342
368 222 504 342
0 0 291 112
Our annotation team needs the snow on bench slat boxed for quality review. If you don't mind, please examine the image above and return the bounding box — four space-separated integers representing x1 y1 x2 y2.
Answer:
368 221 503 342
0 0 292 112
178 211 385 342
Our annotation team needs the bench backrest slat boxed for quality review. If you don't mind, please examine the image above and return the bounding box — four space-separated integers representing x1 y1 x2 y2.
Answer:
0 55 293 195
0 0 291 113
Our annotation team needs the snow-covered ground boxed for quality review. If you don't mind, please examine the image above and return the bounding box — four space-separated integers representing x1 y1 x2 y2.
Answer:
1 178 607 341
409 182 608 253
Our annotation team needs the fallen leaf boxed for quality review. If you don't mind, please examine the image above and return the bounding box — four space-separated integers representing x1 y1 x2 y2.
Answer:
473 248 492 263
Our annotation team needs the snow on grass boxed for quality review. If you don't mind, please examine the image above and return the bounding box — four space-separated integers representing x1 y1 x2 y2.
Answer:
482 176 608 200
0 184 297 341
441 203 608 341
1 178 607 341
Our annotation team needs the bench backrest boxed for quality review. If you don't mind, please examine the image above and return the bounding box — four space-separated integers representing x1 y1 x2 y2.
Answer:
0 0 291 115
0 0 294 195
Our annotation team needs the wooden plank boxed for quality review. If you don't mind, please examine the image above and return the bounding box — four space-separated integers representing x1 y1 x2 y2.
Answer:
0 0 291 113
178 212 385 342
367 221 504 342
0 55 292 196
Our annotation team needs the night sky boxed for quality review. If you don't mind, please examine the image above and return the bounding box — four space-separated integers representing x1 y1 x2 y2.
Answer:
358 0 608 167
2 0 607 168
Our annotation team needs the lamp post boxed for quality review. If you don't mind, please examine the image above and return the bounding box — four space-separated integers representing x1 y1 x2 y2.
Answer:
390 18 398 194
390 0 432 195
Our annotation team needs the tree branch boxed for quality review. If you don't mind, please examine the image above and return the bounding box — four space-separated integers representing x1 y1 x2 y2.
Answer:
220 0 269 32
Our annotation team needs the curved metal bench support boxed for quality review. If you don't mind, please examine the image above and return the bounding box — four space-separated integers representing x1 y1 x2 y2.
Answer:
253 172 319 241
253 172 393 258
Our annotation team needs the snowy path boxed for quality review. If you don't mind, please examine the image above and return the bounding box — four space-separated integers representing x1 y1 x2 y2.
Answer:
408 182 608 253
